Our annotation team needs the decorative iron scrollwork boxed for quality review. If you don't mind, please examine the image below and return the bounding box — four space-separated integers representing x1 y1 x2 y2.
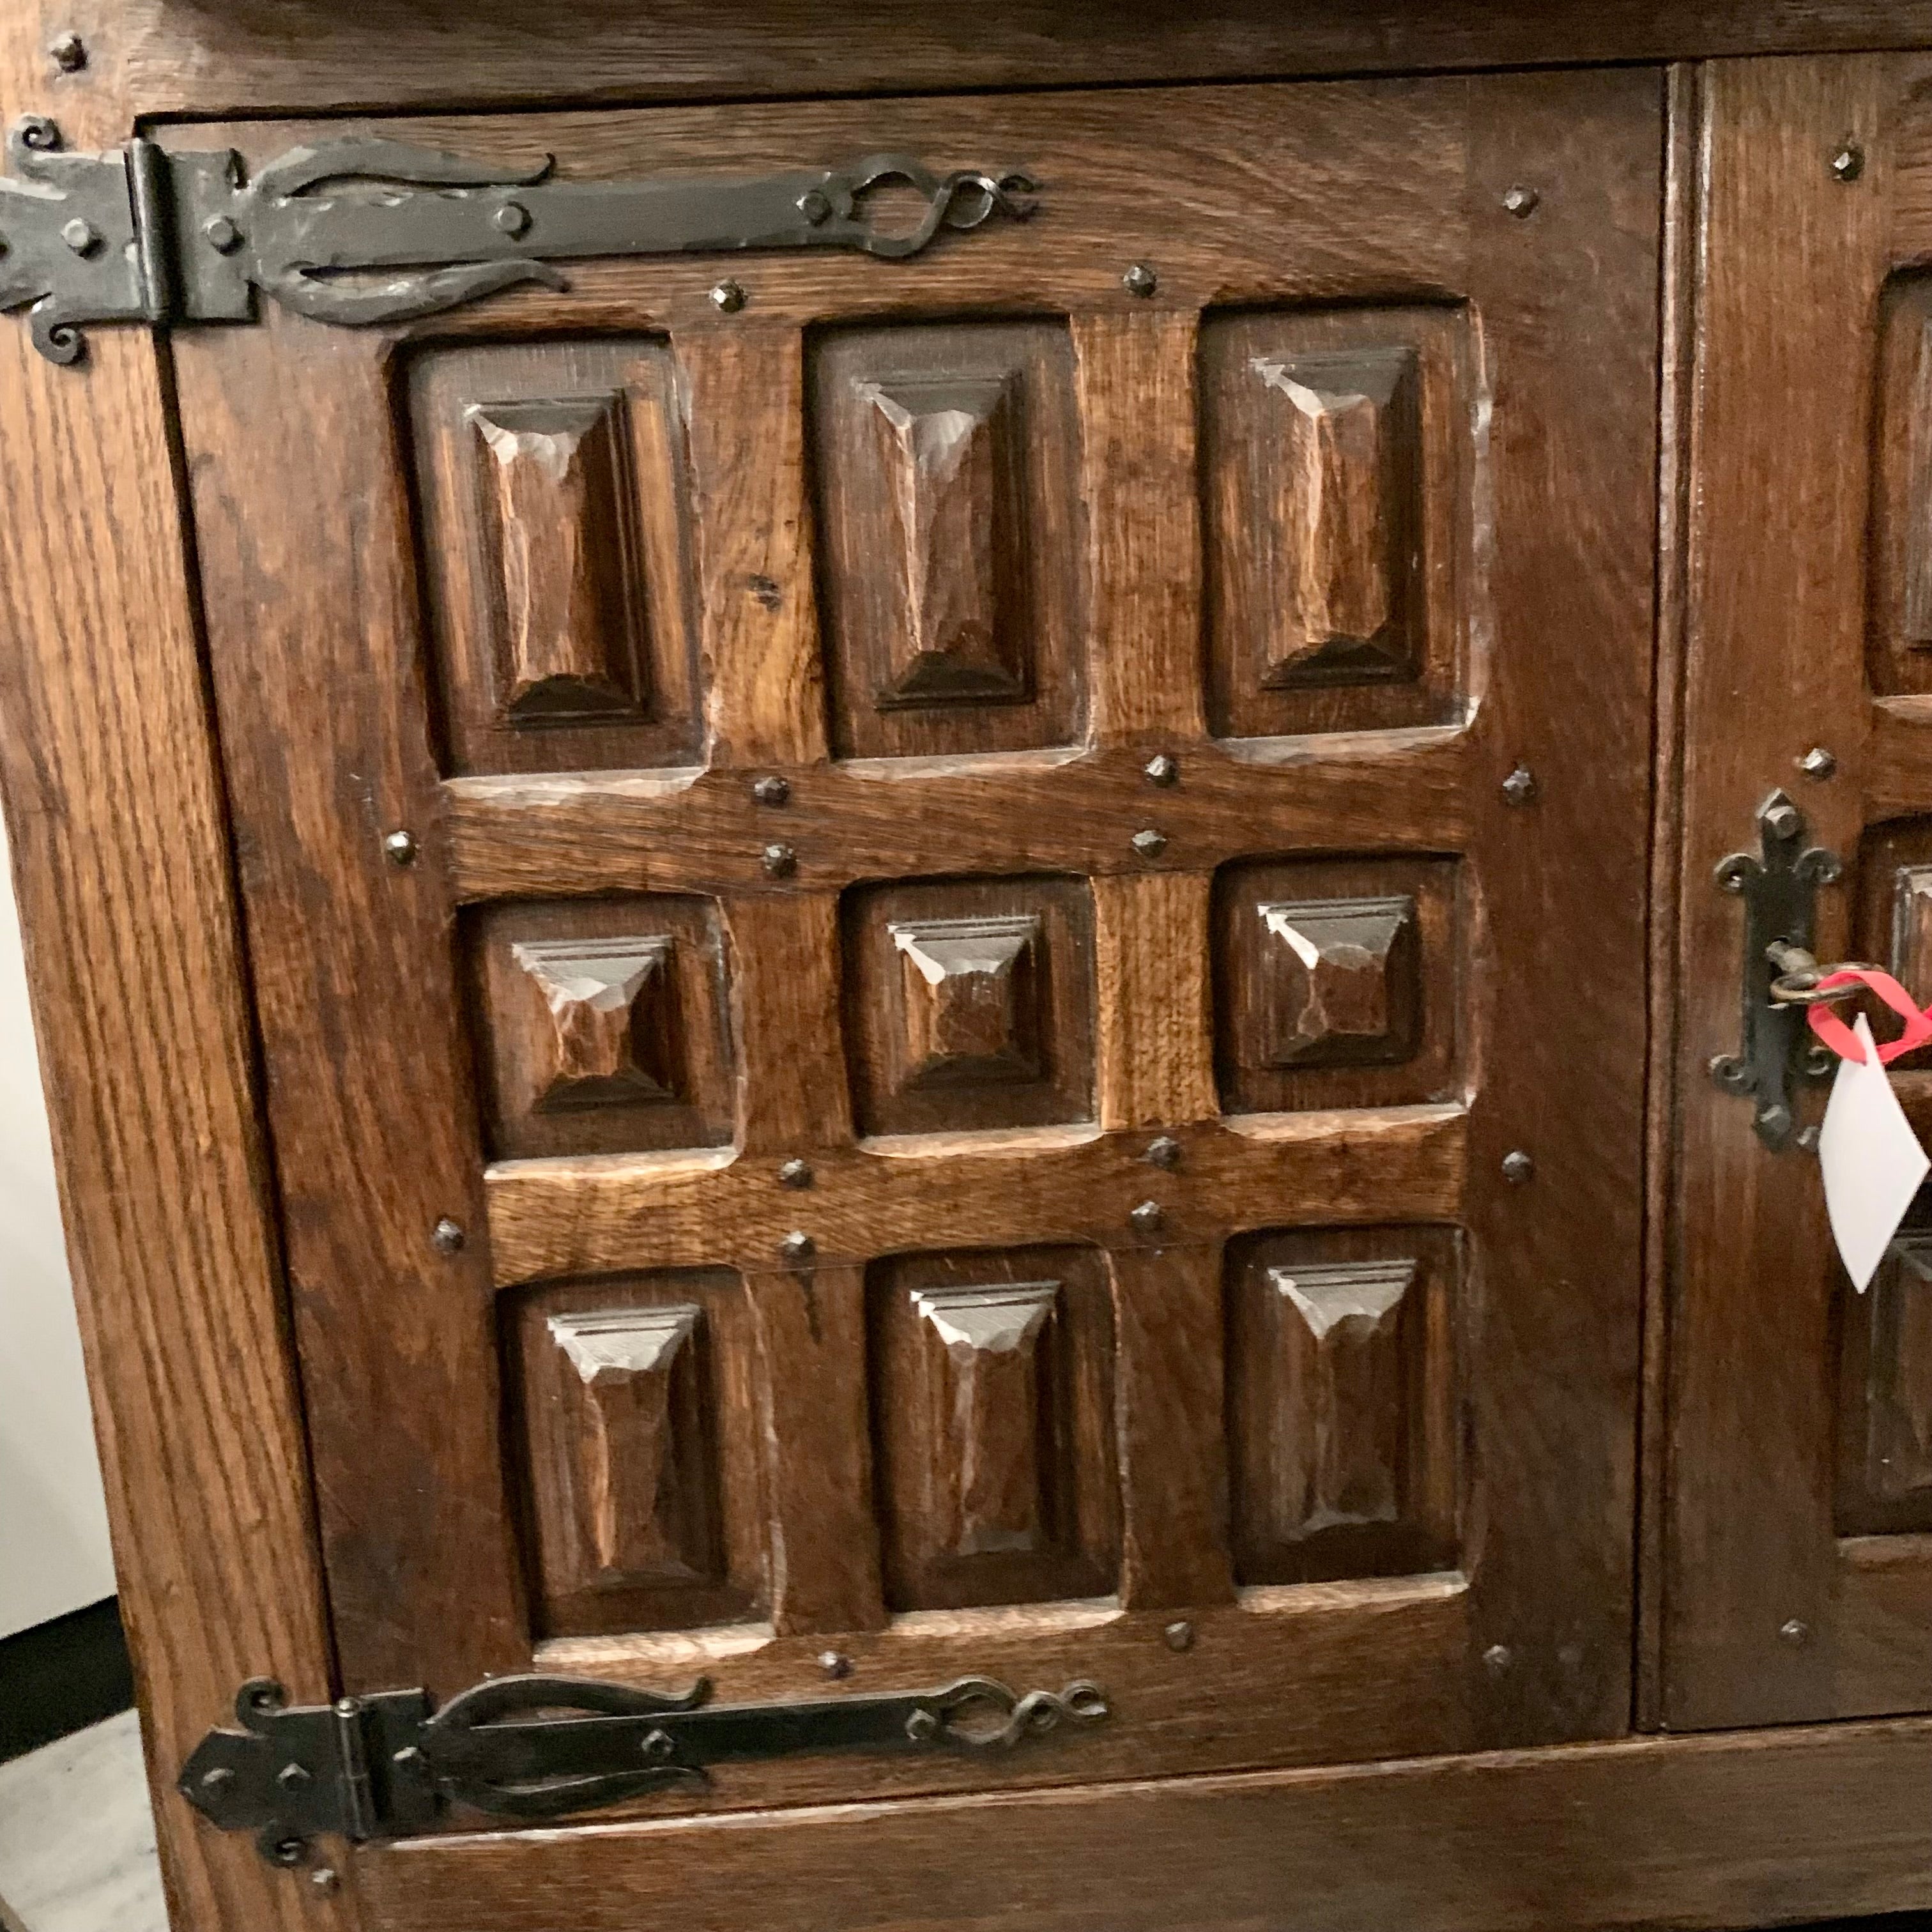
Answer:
179 1668 1109 1866
0 117 1041 363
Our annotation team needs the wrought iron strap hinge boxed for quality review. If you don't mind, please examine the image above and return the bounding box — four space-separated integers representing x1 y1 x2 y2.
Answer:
0 115 1039 365
180 1671 1110 1866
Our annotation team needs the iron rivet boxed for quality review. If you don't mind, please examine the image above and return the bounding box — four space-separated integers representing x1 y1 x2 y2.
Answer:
905 1709 939 1742
1123 262 1158 298
1144 1135 1182 1170
311 1869 341 1896
61 216 99 256
762 842 798 878
1131 827 1168 859
640 1727 675 1761
778 1158 814 1190
382 829 418 866
1780 1617 1811 1646
710 279 747 313
1144 753 1179 787
1764 799 1803 841
392 1745 425 1770
1483 1643 1513 1674
1797 1124 1821 1154
1800 746 1837 781
49 31 86 72
202 214 243 254
1130 1199 1164 1233
431 1217 465 1255
270 1839 306 1869
334 1698 360 1717
1501 185 1539 218
1163 1620 1194 1652
201 1765 236 1792
751 774 791 807
780 1230 815 1264
1830 143 1865 182
797 188 832 224
1501 1150 1535 1184
1501 764 1538 806
819 1650 854 1679
494 201 531 238
277 1762 312 1791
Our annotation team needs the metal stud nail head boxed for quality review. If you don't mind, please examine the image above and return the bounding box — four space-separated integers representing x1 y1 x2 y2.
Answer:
1144 1135 1182 1170
905 1708 939 1742
642 1728 675 1761
1501 185 1539 218
752 774 791 807
1163 1620 1194 1652
203 214 243 254
392 1745 425 1770
1800 746 1837 780
1131 828 1168 859
1123 262 1158 298
201 1765 236 1791
494 201 532 238
431 1217 465 1255
710 279 747 313
382 829 418 866
1483 1643 1513 1674
1129 1199 1164 1233
797 188 832 224
779 1230 815 1264
1830 142 1865 182
1764 799 1804 841
49 31 86 72
762 843 798 878
61 217 99 256
277 1762 312 1791
778 1158 814 1190
1501 764 1538 806
819 1650 854 1680
1143 753 1179 787
1501 1150 1535 1184
1779 1617 1811 1646
311 1868 340 1895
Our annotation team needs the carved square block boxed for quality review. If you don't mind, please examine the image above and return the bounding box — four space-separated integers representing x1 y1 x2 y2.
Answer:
1225 1227 1458 1586
869 1245 1119 1611
1202 306 1467 739
410 339 702 776
1215 858 1456 1115
513 1270 766 1637
470 896 734 1159
812 321 1082 760
844 878 1094 1137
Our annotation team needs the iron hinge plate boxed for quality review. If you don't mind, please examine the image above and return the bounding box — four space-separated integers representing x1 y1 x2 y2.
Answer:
180 1670 1109 1866
0 116 1038 365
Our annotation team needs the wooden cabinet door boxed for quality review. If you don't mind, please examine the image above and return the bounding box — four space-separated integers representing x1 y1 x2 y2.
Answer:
1665 53 1932 1728
168 68 1657 1887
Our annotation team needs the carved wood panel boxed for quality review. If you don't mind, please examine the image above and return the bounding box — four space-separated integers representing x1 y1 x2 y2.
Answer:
172 71 1657 1802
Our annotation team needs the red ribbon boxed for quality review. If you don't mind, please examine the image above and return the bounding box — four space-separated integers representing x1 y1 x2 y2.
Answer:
1805 967 1932 1064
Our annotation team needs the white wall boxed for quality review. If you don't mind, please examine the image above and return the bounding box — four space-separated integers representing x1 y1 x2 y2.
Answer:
0 815 116 1639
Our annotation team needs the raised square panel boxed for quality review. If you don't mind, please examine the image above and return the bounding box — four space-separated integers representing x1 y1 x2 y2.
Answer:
811 321 1083 760
1213 857 1457 1115
843 877 1094 1137
868 1245 1118 1611
512 1270 765 1637
410 338 701 776
1224 1227 1458 1586
1202 306 1468 740
469 896 734 1159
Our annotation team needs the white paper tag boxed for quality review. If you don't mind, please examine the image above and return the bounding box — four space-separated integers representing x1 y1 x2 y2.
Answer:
1818 1012 1929 1291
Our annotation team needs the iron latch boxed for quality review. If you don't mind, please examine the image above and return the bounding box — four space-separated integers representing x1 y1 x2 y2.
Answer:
180 1670 1109 1866
0 115 1038 364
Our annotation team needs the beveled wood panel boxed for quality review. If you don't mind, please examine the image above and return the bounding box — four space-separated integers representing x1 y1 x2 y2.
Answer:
486 1103 1468 1282
440 731 1476 900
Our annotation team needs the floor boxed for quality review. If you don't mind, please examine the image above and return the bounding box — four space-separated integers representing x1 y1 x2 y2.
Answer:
0 1712 167 1932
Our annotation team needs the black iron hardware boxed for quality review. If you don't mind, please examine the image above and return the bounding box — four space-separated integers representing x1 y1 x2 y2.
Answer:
180 1669 1110 1865
1708 790 1850 1151
0 117 1038 364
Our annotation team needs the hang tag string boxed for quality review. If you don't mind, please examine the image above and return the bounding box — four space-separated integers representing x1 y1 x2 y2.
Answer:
1806 967 1932 1065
